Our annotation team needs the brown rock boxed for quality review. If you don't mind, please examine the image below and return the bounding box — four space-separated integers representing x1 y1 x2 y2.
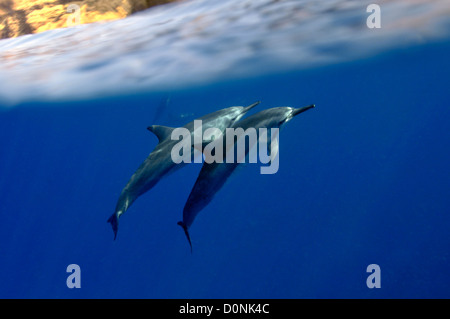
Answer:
0 0 178 39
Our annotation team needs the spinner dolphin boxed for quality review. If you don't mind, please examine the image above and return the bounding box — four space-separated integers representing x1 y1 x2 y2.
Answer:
178 104 315 251
108 102 260 239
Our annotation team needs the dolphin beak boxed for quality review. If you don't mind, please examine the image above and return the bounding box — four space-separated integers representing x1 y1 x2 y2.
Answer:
243 101 261 112
292 104 315 117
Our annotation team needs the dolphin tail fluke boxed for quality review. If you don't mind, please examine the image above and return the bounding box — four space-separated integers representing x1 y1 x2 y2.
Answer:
107 214 118 240
177 221 193 253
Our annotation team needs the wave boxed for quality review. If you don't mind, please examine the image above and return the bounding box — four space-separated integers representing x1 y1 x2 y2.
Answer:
0 0 449 106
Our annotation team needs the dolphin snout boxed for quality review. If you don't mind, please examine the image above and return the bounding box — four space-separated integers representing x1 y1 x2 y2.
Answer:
292 104 315 117
243 101 261 112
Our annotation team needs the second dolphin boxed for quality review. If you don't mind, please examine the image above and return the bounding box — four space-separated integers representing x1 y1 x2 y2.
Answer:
178 104 315 251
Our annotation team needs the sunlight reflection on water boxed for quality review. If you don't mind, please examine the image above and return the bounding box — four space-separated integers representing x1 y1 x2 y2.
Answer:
0 0 449 105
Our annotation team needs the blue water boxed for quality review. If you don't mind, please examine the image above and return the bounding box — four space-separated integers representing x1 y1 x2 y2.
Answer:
1 0 450 299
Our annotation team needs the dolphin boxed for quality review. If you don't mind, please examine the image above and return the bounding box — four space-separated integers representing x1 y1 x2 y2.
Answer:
178 104 315 251
108 101 260 239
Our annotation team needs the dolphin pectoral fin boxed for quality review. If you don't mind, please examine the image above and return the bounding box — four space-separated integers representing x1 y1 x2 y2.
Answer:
107 214 118 240
243 101 261 112
177 221 193 253
147 125 175 142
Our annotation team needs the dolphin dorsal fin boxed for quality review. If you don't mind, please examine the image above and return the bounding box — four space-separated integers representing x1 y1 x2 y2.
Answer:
147 125 175 142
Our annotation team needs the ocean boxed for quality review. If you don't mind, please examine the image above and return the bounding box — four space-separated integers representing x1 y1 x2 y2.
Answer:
0 0 449 298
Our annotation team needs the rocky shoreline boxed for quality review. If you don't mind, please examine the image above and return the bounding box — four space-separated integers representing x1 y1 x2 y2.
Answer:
0 0 177 39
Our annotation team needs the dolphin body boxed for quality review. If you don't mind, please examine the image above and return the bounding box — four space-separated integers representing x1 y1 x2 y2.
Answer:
178 104 315 251
108 101 260 239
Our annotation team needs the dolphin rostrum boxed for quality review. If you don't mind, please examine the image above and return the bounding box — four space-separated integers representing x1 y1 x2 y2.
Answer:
178 104 315 251
108 101 260 239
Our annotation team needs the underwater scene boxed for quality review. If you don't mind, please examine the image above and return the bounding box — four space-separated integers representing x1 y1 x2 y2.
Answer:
0 0 449 298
